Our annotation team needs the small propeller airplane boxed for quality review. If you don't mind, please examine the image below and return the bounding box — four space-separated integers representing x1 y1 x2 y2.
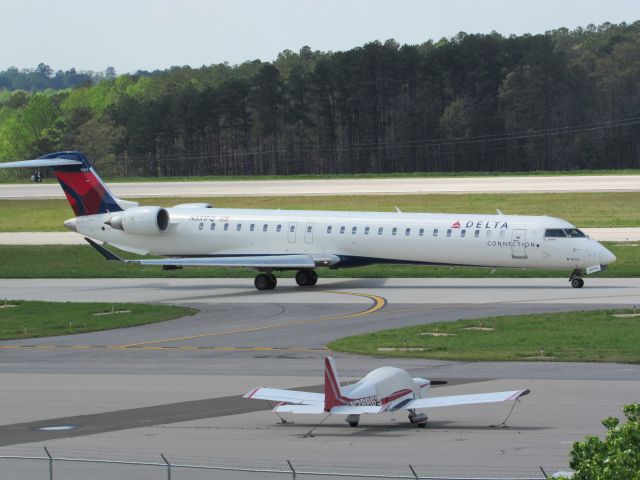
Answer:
244 356 530 428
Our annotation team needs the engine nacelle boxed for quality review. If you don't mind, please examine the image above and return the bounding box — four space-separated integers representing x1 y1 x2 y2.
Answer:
107 207 169 235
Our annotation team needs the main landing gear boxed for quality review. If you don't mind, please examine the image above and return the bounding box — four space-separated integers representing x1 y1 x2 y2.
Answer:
253 269 318 290
569 269 585 289
295 269 318 287
408 409 428 428
254 273 277 291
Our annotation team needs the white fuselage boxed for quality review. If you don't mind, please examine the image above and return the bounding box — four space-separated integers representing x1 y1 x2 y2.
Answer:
75 207 615 271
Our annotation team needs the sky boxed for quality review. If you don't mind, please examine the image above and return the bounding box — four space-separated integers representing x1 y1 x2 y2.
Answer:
1 0 639 74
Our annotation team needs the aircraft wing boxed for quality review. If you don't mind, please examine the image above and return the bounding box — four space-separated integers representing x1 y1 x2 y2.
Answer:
129 254 316 269
244 387 324 406
85 238 316 269
396 389 530 411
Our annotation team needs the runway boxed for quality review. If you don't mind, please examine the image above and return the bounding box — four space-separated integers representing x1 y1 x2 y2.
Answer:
1 277 638 473
1 174 639 199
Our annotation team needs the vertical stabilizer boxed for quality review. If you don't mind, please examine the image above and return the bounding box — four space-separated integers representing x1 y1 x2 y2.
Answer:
39 151 126 216
324 355 346 411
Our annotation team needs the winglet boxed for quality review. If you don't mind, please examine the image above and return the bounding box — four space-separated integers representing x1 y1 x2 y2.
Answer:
324 355 347 412
84 238 124 262
513 389 530 400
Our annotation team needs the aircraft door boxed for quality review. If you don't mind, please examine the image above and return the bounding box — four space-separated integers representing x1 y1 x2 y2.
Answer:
511 229 527 259
288 222 297 243
304 222 314 244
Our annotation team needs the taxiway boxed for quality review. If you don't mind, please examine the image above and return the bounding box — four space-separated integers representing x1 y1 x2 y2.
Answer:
0 278 638 473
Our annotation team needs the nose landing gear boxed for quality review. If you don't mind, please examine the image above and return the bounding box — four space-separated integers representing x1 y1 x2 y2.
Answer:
569 269 585 288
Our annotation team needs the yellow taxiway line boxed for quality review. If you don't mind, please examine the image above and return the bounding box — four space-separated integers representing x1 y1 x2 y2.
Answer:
117 290 386 348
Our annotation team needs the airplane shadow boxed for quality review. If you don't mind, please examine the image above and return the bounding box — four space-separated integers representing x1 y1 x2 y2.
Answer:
274 420 549 438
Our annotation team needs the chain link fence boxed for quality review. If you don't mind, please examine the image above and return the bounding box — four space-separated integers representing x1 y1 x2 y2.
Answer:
0 447 564 480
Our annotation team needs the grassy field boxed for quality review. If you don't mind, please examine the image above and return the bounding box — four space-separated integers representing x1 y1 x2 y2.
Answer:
2 192 640 232
2 168 640 184
0 300 197 340
328 309 640 363
0 241 636 278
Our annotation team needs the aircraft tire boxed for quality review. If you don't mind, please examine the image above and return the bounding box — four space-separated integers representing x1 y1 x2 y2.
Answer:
295 269 314 287
255 274 273 291
571 278 584 288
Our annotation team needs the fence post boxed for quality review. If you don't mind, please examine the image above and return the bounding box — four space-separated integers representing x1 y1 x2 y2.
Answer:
161 453 171 480
287 460 296 480
409 464 419 480
44 447 53 480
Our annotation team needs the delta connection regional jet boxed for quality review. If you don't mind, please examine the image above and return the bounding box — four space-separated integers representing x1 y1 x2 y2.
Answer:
245 356 530 427
0 151 616 290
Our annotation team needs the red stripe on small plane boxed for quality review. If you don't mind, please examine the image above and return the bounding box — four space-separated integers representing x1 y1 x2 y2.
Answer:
246 388 260 399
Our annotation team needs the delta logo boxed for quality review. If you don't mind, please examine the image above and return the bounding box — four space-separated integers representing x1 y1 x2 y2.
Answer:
451 219 509 229
451 220 461 228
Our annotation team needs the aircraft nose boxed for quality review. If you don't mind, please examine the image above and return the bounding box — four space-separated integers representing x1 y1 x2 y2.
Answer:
599 244 616 264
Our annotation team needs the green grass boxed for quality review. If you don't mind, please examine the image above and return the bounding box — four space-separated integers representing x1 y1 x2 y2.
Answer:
2 192 640 232
0 300 197 340
0 241 636 278
328 309 640 363
2 168 640 184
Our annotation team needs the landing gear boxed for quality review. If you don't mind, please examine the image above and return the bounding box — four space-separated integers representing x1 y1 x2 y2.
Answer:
254 273 277 291
408 409 428 428
569 269 585 289
346 414 360 427
295 269 318 287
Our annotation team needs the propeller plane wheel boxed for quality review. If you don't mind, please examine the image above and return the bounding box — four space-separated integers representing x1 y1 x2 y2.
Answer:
255 273 277 291
346 414 360 427
295 269 318 287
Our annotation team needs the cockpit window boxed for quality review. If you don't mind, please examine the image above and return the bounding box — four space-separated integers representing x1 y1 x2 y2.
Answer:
564 228 586 238
545 229 567 238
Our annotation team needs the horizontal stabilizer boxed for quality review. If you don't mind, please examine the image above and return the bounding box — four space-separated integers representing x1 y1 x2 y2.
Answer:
399 389 530 411
244 387 323 406
0 159 84 169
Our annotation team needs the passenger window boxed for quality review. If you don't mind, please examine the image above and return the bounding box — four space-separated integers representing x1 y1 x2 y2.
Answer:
419 228 424 237
327 226 332 234
340 226 345 234
276 224 282 232
392 227 398 236
198 222 204 230
352 226 357 234
433 228 438 237
289 225 295 233
474 229 479 238
364 226 370 235
210 222 215 231
461 229 466 238
249 224 255 231
236 224 242 231
405 228 411 236
263 224 268 232
378 227 384 235
446 229 452 237
224 223 229 231
307 225 313 233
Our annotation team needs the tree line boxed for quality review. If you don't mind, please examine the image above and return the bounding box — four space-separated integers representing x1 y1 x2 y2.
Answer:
1 21 639 178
